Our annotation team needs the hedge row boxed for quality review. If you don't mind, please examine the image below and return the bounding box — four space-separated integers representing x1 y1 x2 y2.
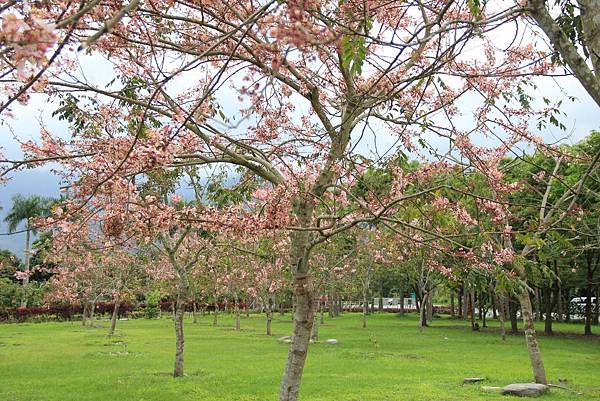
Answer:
0 300 240 322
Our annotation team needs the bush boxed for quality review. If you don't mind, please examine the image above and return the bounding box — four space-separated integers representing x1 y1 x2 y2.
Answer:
144 290 161 319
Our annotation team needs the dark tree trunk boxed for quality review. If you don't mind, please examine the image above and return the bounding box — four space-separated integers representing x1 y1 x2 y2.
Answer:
266 297 274 336
213 300 218 326
82 301 89 326
543 286 553 336
450 291 455 318
319 299 324 325
362 286 368 328
498 294 506 341
470 291 477 331
399 283 405 316
509 298 519 334
594 287 599 325
109 297 120 336
457 286 463 319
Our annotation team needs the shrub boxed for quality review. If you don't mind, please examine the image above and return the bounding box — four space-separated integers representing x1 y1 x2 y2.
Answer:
144 291 161 319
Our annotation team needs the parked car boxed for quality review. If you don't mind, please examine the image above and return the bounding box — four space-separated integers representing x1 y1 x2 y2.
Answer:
570 297 598 316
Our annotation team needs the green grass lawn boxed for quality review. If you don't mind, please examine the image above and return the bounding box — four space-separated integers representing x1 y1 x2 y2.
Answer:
1 312 599 401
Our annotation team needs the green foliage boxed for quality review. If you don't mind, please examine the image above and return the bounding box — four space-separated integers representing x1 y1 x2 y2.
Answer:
466 0 482 20
0 277 19 308
553 0 588 63
3 194 53 234
143 290 161 319
340 15 372 76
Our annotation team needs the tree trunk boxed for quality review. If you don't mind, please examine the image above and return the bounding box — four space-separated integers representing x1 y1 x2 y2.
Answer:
20 221 32 308
328 293 334 318
450 291 455 318
266 299 273 336
234 295 241 331
362 286 368 329
319 300 324 325
557 284 563 322
378 280 384 312
399 283 405 316
535 287 542 321
470 291 477 330
585 261 595 335
419 291 428 332
89 300 96 326
462 288 468 320
82 301 89 326
518 289 547 384
311 314 318 342
278 275 316 401
594 287 599 325
213 300 218 326
109 297 120 336
543 286 553 336
457 286 463 319
498 294 506 341
426 290 433 321
173 296 185 378
509 298 519 334
192 301 197 323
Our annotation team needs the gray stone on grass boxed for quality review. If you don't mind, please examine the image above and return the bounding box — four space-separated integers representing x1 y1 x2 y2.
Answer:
463 377 485 384
325 339 338 345
502 383 549 397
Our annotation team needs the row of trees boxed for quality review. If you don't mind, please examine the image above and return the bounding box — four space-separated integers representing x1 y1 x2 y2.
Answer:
2 1 600 400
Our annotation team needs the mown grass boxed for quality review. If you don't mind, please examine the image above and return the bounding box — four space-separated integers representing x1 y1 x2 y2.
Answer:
0 312 599 401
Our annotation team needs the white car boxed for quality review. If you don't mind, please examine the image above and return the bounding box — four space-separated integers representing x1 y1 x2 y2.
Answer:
570 297 598 315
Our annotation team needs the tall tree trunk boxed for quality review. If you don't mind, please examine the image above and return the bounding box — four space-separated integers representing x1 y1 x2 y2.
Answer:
278 274 316 401
469 290 476 330
173 295 185 377
585 274 593 335
543 286 554 336
594 287 599 325
82 301 89 326
498 294 506 341
399 283 405 316
557 284 563 322
192 301 197 323
378 280 384 312
109 296 120 336
89 300 96 326
266 298 274 336
535 287 543 321
509 298 518 334
362 285 368 329
462 288 468 321
418 291 428 332
20 221 31 308
457 286 463 319
319 299 324 325
328 292 334 318
213 300 218 326
450 291 455 318
518 289 547 384
234 294 241 331
311 314 318 342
